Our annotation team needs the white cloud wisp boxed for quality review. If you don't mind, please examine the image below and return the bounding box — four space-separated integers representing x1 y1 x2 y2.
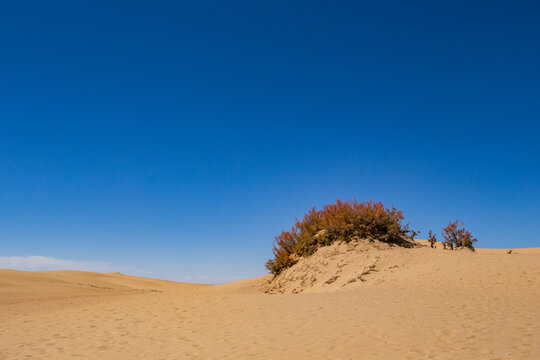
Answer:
0 255 125 273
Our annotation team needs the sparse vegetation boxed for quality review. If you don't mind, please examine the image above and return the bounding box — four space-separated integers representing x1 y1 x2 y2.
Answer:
507 249 513 254
441 220 477 251
428 230 437 248
265 199 416 275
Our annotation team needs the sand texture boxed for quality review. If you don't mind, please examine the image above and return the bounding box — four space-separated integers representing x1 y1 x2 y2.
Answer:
1 242 539 359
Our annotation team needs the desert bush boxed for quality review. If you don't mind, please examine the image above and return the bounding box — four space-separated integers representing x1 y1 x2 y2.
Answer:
428 230 437 248
265 199 416 275
441 220 477 251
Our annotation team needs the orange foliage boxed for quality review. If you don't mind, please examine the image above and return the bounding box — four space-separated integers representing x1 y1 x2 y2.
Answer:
265 199 415 275
441 220 477 251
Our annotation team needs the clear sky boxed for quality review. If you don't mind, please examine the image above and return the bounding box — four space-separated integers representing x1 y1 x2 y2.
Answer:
1 1 539 283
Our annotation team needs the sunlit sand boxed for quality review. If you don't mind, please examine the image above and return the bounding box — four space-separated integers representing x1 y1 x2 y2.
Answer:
1 241 539 359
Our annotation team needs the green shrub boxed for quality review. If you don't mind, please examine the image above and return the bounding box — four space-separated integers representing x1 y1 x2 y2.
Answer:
265 199 416 275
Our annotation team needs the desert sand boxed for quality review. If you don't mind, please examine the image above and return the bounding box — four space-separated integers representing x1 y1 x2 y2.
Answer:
1 242 539 359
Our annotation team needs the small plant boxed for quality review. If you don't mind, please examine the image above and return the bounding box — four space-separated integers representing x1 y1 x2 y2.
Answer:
441 220 477 251
507 249 513 254
428 230 437 248
265 199 416 275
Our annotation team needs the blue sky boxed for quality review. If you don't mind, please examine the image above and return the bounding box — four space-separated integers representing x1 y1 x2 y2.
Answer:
1 1 539 283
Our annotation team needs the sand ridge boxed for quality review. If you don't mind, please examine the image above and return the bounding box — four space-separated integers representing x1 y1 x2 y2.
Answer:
1 243 539 359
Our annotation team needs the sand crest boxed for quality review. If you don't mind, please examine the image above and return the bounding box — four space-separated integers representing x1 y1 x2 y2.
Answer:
1 243 539 359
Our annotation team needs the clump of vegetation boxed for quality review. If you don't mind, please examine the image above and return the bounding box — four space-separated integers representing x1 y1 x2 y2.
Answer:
265 199 416 275
441 220 477 251
507 249 513 254
428 230 437 248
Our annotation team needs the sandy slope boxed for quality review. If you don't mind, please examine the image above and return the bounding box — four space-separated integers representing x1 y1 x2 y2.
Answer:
1 243 539 359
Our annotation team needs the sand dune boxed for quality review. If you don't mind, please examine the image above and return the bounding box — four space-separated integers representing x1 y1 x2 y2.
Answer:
1 242 539 359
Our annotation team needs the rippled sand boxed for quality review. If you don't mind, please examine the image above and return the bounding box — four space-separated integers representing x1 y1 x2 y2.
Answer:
1 244 539 359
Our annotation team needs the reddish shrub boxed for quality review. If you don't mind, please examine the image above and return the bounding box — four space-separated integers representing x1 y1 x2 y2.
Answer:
265 199 416 275
441 220 477 251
